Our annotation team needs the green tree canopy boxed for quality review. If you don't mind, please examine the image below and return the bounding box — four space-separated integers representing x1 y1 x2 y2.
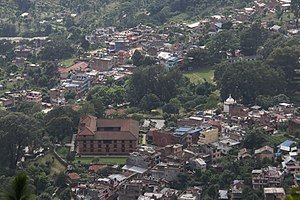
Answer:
46 116 74 142
0 113 42 169
267 46 300 83
215 61 287 104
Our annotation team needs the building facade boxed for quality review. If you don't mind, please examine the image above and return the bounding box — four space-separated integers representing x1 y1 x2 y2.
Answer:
76 115 139 155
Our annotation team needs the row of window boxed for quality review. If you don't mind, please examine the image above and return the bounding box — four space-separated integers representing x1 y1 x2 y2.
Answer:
82 147 128 153
83 140 134 144
83 144 133 148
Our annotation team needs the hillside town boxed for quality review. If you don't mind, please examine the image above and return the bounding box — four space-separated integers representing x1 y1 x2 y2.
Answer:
0 0 299 199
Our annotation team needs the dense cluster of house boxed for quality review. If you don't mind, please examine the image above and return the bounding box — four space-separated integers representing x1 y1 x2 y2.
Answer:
1 0 299 110
68 94 300 200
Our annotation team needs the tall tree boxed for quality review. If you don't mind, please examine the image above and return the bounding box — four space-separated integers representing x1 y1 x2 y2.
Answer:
240 23 263 56
291 0 300 27
215 61 287 104
0 113 42 169
46 116 74 142
267 46 300 83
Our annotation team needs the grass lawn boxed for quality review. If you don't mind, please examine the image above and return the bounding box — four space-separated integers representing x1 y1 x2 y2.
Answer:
184 68 215 84
56 146 69 159
74 156 127 165
60 58 77 68
29 152 66 176
264 133 289 147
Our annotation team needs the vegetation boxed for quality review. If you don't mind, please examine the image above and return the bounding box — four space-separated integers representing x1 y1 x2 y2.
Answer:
74 156 127 165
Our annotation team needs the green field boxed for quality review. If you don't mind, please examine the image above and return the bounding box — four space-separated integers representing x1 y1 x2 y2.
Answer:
56 146 69 159
28 153 66 176
264 133 290 147
60 58 77 68
74 156 127 165
184 68 215 83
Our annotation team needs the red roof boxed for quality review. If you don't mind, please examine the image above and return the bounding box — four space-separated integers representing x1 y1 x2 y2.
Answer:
68 173 80 180
58 61 88 73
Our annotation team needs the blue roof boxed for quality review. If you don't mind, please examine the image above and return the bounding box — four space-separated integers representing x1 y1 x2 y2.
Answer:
188 128 202 134
173 132 186 136
277 140 296 148
175 127 192 132
167 57 179 62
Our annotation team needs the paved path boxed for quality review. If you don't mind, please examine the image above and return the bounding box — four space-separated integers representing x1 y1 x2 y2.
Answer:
65 134 77 152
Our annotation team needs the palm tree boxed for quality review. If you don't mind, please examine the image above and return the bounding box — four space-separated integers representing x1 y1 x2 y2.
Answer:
2 173 34 200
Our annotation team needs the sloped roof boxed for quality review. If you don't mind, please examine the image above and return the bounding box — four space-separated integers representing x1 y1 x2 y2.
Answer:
255 146 274 155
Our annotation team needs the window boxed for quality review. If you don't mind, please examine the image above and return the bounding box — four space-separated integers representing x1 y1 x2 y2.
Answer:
114 144 117 148
129 145 133 148
122 144 125 148
103 140 112 144
97 127 121 131
83 144 86 148
122 140 125 143
122 148 125 152
83 148 86 152
91 144 94 149
90 148 94 152
98 140 102 144
129 140 133 144
106 147 110 153
90 140 94 144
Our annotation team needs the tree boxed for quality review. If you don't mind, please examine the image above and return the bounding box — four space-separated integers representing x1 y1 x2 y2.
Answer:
34 173 51 195
243 129 266 150
214 61 287 104
242 186 260 200
37 193 51 200
45 106 80 127
140 93 161 111
183 48 212 70
46 116 74 142
2 173 34 200
128 65 182 105
59 188 71 200
205 93 219 109
80 38 90 52
131 50 144 66
0 113 42 169
91 98 105 118
39 35 74 61
54 172 68 188
79 101 96 116
291 0 300 27
195 81 217 96
162 103 179 114
207 30 239 61
267 46 300 83
64 90 76 102
240 23 264 56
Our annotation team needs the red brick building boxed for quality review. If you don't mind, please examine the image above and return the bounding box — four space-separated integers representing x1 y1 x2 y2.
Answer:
76 115 139 155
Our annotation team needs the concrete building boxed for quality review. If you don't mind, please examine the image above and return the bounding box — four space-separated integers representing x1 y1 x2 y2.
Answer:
26 91 42 105
255 146 274 161
61 74 91 97
252 167 283 189
263 188 285 200
198 127 219 144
